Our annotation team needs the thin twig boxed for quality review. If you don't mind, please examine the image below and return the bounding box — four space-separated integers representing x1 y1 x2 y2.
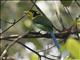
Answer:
1 1 35 34
63 7 75 31
55 10 65 31
38 38 64 52
1 39 58 60
1 31 79 40
0 32 29 59
75 0 80 8
30 0 61 32
41 55 57 60
28 0 37 11
1 14 26 34
64 7 74 21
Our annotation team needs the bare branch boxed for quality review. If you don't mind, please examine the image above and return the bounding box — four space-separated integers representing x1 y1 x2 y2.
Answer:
75 0 80 8
0 32 29 59
30 0 61 32
64 7 74 21
55 10 65 31
1 30 79 40
1 14 26 34
1 39 59 60
63 7 75 32
1 1 35 34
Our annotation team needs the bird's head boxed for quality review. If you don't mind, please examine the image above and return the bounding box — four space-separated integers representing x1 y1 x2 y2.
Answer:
24 10 40 18
24 10 33 19
24 10 40 20
29 10 40 17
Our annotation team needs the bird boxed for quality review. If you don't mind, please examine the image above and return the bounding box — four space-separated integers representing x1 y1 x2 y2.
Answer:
24 10 61 49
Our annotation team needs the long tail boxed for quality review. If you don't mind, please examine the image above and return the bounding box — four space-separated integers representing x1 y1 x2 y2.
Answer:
50 31 60 49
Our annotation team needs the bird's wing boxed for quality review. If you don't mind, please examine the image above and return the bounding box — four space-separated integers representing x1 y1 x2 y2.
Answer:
33 15 53 31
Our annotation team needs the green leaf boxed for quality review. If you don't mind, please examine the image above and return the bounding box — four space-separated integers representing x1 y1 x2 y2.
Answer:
31 53 39 60
60 43 66 52
65 37 80 59
65 57 72 60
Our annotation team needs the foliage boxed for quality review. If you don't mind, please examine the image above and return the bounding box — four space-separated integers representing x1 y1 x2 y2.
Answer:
66 37 80 59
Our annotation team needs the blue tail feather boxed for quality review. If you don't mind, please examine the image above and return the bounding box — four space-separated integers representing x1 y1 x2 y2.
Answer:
50 32 60 49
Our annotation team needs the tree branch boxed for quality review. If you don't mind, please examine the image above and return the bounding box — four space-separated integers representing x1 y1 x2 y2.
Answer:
30 0 61 32
75 0 80 8
0 32 29 59
1 39 59 60
1 1 35 34
1 31 80 40
1 14 26 34
55 10 65 31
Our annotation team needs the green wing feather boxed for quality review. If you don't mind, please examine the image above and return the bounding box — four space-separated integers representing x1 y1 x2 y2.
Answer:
33 15 53 31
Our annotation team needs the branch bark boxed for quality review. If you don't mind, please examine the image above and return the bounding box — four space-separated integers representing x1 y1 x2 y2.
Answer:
1 31 80 40
0 32 29 59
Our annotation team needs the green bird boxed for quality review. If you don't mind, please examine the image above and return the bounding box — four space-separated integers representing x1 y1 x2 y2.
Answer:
25 10 61 49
